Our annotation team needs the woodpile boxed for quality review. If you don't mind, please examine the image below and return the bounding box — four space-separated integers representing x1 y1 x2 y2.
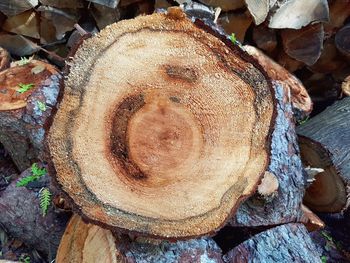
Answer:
0 0 349 262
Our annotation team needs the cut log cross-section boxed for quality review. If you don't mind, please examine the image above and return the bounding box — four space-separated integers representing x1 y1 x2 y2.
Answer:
297 97 350 213
48 8 275 238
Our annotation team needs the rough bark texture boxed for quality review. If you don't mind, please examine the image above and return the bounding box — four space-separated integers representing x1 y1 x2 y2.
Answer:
0 60 61 171
0 47 11 72
223 224 321 263
48 8 275 238
0 167 70 261
230 81 305 227
297 97 350 212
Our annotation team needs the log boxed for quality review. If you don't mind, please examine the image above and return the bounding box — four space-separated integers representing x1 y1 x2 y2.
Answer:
0 60 61 171
298 204 325 232
87 0 119 8
223 224 322 262
281 23 324 66
0 165 70 260
0 33 40 57
252 25 277 54
0 0 38 17
217 11 253 42
297 97 350 213
324 0 350 36
335 24 350 60
0 47 11 72
39 0 84 9
268 0 329 29
277 49 305 73
57 214 224 262
48 8 275 238
230 80 305 227
244 0 269 25
198 0 245 12
2 11 40 39
244 45 312 118
90 2 121 30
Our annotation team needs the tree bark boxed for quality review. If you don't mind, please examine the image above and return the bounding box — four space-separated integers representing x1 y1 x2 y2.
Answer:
0 166 70 261
0 60 61 171
230 81 306 227
297 97 350 212
223 223 322 263
48 8 276 238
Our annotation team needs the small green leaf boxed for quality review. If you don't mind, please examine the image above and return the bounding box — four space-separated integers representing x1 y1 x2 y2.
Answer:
37 101 46 111
31 163 47 177
18 57 31 66
229 33 237 44
321 255 327 263
17 83 34 94
39 188 51 216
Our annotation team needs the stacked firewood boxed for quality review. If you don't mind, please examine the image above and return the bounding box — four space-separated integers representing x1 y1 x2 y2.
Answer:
0 1 349 263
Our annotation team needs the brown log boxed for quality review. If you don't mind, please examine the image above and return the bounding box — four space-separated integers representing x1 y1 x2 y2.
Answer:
335 24 350 60
2 11 40 39
298 204 325 232
39 0 84 9
91 2 121 30
223 224 321 262
0 60 61 171
0 33 40 57
244 45 312 118
198 0 245 12
309 38 347 74
0 47 11 72
269 0 329 29
252 24 277 54
218 11 252 42
277 49 305 73
0 165 70 261
297 97 350 212
244 0 269 25
281 23 324 66
57 214 224 262
230 80 305 227
0 0 38 17
48 8 275 238
324 0 350 36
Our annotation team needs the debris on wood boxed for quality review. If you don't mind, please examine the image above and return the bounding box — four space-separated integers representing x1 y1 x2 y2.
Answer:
269 0 329 29
257 171 279 197
2 11 40 39
298 97 350 212
281 23 324 65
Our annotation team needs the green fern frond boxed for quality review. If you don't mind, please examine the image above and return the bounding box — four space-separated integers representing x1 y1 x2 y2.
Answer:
39 188 51 216
16 175 39 187
16 163 47 187
17 83 34 94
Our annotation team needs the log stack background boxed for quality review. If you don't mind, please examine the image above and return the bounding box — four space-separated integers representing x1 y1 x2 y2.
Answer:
0 0 349 262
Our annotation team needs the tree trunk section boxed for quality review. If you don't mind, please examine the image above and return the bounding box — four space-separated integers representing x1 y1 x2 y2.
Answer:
297 97 350 212
48 8 276 238
0 60 61 171
223 223 321 263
